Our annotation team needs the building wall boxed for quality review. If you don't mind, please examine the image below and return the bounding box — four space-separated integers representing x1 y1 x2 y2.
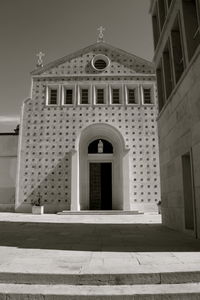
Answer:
16 79 160 213
16 45 161 213
16 79 159 211
158 52 200 232
150 0 200 236
0 135 18 211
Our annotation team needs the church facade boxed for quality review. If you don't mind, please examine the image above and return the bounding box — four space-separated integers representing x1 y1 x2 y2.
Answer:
16 42 160 213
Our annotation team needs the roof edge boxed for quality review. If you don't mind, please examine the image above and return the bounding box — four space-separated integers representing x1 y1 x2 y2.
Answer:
31 42 154 76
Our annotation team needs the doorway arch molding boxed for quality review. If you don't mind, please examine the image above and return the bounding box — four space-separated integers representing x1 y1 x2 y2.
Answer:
71 123 130 211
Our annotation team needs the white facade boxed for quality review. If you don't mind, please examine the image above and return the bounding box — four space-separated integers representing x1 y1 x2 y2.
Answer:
16 42 160 213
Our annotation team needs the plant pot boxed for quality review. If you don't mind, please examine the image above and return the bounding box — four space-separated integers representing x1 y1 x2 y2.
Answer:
32 205 44 215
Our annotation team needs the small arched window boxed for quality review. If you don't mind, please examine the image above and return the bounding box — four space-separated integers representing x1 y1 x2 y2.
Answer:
88 139 113 154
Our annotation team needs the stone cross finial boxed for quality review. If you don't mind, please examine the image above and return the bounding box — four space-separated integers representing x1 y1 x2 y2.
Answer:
36 51 45 67
97 26 105 43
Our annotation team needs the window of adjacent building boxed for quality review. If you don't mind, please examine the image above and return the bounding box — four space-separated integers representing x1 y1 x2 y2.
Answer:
80 88 89 104
163 40 174 99
152 3 160 49
156 61 165 112
167 0 172 8
143 87 154 105
182 0 200 61
158 0 167 30
47 86 59 105
171 16 185 83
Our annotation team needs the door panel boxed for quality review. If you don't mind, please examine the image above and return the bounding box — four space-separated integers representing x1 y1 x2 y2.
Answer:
89 163 112 210
89 163 101 210
101 163 112 210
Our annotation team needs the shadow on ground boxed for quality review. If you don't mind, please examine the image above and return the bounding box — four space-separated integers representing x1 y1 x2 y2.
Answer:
1 222 200 252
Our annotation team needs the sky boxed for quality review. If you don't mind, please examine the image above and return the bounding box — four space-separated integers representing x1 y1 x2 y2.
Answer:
0 0 153 132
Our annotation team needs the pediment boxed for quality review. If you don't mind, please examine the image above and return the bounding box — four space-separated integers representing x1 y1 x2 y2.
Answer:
31 42 154 76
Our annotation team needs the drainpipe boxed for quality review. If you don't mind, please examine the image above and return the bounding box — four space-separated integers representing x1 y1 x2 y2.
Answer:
190 147 198 239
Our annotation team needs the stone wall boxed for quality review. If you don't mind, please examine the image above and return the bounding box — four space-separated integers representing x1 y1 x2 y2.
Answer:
158 49 200 235
16 77 160 213
0 135 18 211
16 43 161 213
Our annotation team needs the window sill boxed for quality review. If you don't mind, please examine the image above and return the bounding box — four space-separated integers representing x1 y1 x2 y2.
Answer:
142 103 155 106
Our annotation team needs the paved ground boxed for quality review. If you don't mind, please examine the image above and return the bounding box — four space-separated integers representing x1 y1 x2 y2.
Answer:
0 212 200 277
0 211 161 224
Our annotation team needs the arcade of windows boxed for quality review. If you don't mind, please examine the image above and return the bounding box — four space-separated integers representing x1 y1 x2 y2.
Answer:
46 84 154 106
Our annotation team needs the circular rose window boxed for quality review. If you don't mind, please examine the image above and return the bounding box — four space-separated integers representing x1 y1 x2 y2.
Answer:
91 54 110 71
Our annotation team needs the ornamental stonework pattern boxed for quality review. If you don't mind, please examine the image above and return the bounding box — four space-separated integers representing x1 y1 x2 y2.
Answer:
16 43 160 213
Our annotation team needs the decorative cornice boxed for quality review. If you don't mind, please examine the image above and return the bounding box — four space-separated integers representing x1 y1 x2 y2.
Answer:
32 73 156 79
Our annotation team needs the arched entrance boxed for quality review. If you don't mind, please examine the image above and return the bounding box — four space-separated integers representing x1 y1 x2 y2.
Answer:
71 123 130 211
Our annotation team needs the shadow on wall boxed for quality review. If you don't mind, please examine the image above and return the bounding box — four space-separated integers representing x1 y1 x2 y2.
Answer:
1 222 200 252
0 191 15 212
16 153 71 213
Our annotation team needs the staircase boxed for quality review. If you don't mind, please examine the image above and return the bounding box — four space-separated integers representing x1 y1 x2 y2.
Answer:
0 212 200 299
0 271 200 298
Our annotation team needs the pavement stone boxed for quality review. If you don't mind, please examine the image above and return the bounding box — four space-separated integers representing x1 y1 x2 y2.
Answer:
0 212 199 284
0 283 200 299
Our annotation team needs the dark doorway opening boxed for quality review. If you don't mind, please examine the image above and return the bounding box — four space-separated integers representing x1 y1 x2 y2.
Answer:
89 163 112 210
182 153 195 230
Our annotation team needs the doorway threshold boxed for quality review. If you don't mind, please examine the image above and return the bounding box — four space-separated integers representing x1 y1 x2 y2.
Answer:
57 210 143 215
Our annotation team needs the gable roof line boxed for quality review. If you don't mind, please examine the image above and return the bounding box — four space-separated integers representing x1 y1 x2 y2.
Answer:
31 42 154 76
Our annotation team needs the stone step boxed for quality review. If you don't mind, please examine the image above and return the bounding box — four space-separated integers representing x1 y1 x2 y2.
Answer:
0 271 200 285
0 283 200 299
57 210 143 215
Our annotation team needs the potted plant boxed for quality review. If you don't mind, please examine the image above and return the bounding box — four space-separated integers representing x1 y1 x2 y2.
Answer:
31 193 44 215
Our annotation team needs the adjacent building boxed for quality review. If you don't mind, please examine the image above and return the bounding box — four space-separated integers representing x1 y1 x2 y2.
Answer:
0 133 18 211
150 0 200 237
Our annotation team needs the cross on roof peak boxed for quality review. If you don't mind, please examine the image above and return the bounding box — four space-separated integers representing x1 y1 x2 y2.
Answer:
36 51 45 67
97 26 105 43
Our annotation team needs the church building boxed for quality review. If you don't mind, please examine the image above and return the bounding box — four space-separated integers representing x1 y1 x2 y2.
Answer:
16 33 160 213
